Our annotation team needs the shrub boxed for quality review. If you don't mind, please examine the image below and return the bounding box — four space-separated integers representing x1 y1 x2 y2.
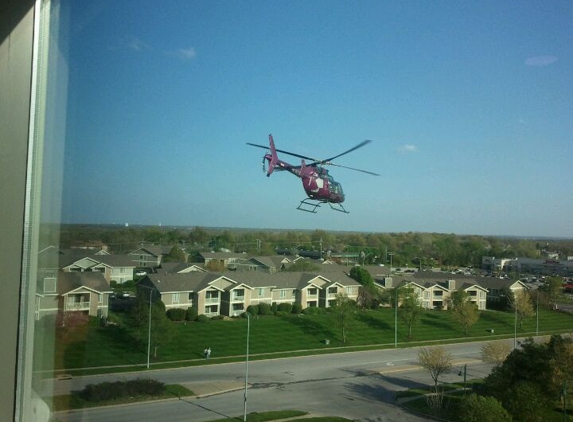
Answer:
166 308 187 321
80 379 165 402
277 303 293 313
196 314 209 323
185 307 198 321
258 302 272 316
110 280 118 288
292 303 302 315
302 307 325 315
271 302 278 314
211 315 225 320
123 279 136 288
275 311 289 317
246 305 259 316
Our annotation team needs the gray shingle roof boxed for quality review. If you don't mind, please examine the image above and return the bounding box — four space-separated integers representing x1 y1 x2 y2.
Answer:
54 272 111 295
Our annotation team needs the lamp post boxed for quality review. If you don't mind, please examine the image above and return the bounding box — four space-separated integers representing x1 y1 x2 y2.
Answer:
514 295 518 350
147 289 153 369
388 252 394 273
394 286 398 348
536 290 539 336
243 312 251 422
458 364 467 394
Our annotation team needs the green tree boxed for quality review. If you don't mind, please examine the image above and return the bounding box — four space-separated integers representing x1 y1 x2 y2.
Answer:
285 259 320 272
399 290 424 339
449 290 480 335
163 246 187 263
128 291 173 358
348 266 374 286
333 293 356 344
539 276 564 309
188 226 210 246
483 337 556 419
511 290 535 329
504 381 552 422
456 394 512 422
349 266 381 308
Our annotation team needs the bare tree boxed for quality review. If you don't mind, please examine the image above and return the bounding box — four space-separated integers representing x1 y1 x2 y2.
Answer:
481 340 512 367
418 346 453 390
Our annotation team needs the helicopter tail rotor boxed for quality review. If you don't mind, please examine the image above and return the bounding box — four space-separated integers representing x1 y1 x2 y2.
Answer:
266 134 279 177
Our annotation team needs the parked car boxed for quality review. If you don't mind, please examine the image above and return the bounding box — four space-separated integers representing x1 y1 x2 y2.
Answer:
135 270 147 276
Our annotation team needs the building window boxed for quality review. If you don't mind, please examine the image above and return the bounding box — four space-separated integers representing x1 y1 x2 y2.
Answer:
173 293 180 304
43 278 56 293
258 288 264 296
280 290 286 298
328 287 337 294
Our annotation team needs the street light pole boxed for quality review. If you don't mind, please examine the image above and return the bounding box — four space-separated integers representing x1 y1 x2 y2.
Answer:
389 252 394 273
394 285 398 348
458 364 467 394
147 289 153 369
536 290 539 336
243 312 250 422
514 296 518 350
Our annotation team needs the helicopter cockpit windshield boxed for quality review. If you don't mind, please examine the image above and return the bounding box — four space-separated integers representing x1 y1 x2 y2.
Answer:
329 179 343 196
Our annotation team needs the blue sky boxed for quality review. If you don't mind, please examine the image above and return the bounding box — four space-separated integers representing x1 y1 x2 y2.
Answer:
61 1 573 237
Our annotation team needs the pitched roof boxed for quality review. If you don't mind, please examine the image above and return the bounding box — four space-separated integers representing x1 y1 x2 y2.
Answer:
52 272 111 295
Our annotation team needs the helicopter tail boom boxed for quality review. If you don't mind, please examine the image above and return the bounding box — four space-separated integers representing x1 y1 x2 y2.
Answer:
266 134 279 177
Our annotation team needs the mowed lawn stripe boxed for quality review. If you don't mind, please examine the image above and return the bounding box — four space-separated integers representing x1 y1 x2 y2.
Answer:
44 308 573 371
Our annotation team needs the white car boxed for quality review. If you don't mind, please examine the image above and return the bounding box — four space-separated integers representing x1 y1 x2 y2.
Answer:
135 270 147 276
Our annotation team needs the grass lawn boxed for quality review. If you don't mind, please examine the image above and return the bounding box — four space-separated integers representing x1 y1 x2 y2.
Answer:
36 307 573 374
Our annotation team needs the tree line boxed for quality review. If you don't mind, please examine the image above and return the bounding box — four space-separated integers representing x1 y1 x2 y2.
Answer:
53 224 573 269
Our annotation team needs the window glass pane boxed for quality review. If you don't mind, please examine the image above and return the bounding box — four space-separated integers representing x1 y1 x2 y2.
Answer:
11 1 572 421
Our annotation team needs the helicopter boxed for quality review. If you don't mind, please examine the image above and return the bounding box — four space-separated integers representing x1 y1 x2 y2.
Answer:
247 134 379 213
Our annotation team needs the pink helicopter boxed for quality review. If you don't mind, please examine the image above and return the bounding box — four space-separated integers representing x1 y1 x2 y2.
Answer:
247 134 379 213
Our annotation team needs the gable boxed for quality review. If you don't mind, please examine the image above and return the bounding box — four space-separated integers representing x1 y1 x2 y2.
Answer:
307 275 329 287
209 276 237 290
65 257 101 270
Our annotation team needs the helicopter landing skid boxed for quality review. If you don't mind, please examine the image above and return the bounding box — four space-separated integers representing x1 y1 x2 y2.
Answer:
296 199 349 214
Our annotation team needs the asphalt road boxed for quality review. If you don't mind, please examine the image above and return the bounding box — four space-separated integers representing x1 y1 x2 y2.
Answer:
44 340 502 422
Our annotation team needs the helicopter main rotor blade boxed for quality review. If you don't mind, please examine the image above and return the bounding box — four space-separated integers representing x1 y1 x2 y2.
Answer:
246 142 270 150
322 140 373 164
248 139 378 175
246 143 317 162
327 162 380 176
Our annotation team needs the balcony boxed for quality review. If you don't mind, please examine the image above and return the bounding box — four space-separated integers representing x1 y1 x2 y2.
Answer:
205 297 219 304
66 301 90 311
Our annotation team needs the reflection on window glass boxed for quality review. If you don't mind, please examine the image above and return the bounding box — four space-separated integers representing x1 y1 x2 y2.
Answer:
16 1 573 421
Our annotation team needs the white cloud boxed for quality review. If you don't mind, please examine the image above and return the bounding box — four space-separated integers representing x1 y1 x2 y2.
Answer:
124 37 151 52
172 47 197 60
525 55 558 67
398 144 419 153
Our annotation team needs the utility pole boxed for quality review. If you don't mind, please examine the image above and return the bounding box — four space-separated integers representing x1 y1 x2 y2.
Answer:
394 286 398 348
243 313 251 422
